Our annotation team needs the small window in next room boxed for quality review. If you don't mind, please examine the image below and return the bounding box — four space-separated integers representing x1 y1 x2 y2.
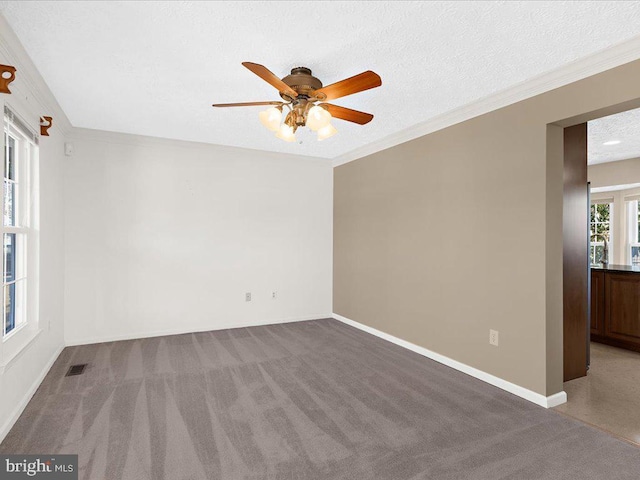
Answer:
2 107 38 339
590 202 613 265
628 200 640 266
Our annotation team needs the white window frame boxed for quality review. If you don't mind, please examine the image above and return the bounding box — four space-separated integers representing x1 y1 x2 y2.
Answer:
590 201 613 265
2 109 39 343
628 200 640 265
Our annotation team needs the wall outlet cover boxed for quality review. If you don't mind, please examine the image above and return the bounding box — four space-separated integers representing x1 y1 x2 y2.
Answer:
490 329 499 346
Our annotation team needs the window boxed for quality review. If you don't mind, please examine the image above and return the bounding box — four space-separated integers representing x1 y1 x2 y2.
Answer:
2 108 37 339
628 200 640 265
590 202 613 265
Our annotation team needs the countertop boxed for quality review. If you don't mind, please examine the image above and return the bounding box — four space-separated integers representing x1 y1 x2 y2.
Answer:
591 264 640 273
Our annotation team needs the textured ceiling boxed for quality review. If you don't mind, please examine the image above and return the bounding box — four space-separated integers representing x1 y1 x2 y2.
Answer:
2 1 640 159
588 107 640 165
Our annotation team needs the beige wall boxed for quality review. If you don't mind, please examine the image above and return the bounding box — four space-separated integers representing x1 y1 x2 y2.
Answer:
588 159 640 265
334 59 640 397
589 156 640 188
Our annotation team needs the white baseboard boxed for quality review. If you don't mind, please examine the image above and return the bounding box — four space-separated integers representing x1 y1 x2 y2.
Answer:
544 391 568 408
65 314 332 347
332 313 566 409
0 343 65 444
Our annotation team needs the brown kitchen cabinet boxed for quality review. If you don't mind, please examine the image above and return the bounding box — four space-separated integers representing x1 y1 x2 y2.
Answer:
590 269 605 336
591 265 640 353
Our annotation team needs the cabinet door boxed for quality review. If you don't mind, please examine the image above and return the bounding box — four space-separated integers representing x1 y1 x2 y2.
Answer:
605 272 640 344
591 270 605 336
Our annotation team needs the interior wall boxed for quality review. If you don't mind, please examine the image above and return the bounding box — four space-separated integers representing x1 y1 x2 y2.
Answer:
0 18 68 440
588 156 640 187
334 59 640 397
589 159 640 265
0 119 66 440
545 124 564 395
63 131 333 345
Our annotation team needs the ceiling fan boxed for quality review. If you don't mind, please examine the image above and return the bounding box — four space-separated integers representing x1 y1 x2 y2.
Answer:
212 62 382 142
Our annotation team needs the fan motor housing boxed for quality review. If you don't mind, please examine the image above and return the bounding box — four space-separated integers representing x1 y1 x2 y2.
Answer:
280 67 323 99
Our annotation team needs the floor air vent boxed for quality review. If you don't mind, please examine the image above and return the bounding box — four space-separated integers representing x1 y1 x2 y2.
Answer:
66 364 88 377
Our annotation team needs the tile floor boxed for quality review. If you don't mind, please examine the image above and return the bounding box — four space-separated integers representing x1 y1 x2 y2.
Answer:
554 342 640 446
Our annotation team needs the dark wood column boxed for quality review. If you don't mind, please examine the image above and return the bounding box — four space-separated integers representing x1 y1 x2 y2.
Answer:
563 123 588 381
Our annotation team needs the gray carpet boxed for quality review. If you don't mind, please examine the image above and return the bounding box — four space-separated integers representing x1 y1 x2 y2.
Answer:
2 319 640 479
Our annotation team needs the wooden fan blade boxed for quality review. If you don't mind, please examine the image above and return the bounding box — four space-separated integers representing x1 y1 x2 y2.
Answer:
242 62 298 97
320 103 374 125
212 101 283 107
313 71 381 101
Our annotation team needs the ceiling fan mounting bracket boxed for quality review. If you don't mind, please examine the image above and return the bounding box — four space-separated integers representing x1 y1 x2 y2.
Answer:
280 66 323 99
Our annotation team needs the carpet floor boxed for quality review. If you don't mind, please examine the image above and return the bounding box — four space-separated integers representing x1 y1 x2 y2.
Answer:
2 319 640 479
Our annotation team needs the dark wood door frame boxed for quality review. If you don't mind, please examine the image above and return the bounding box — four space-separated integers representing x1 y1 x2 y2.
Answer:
563 123 588 382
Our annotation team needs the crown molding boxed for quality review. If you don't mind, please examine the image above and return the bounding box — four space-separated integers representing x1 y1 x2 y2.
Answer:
0 12 72 136
3 7 640 164
333 34 640 168
68 127 330 163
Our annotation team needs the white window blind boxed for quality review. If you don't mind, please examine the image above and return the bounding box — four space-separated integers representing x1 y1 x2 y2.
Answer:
3 105 39 146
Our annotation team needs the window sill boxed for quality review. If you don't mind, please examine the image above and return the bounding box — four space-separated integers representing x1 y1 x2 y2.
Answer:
2 322 28 343
0 327 42 375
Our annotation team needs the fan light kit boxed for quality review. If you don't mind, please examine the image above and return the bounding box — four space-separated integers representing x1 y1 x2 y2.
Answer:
213 62 382 142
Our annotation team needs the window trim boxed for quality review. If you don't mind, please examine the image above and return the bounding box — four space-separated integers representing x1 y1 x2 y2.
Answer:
589 201 613 265
2 109 38 342
630 243 640 266
627 199 640 266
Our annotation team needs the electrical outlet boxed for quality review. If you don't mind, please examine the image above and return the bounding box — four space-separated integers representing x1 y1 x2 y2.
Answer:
272 291 277 299
245 292 251 302
489 329 499 346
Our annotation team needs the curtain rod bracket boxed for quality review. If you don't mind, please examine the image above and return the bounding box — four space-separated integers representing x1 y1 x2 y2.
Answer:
0 64 16 94
40 116 53 136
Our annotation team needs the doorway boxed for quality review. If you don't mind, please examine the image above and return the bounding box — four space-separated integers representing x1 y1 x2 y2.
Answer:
558 106 640 445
